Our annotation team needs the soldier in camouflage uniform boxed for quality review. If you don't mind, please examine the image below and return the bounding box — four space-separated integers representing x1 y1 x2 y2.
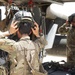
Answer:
0 21 18 75
0 11 47 75
58 13 75 66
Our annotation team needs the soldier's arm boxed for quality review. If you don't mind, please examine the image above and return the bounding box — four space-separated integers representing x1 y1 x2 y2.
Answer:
0 21 18 38
0 38 16 53
0 22 19 53
58 23 70 35
31 22 47 49
35 34 47 49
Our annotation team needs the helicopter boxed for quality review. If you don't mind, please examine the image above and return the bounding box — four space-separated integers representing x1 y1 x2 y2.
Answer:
0 0 75 75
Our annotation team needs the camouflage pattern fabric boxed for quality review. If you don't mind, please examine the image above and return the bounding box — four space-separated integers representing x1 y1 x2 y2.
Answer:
0 35 47 75
58 23 75 66
67 27 75 66
0 66 7 75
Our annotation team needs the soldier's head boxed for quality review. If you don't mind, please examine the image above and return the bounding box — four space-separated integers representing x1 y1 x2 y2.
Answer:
15 11 34 38
17 20 33 38
68 13 75 26
12 10 34 22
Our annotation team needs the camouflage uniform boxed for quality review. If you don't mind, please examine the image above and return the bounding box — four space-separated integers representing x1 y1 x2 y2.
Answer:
0 35 47 75
58 23 75 66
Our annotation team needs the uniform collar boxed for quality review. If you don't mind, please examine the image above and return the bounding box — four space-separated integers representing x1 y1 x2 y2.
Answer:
20 36 30 40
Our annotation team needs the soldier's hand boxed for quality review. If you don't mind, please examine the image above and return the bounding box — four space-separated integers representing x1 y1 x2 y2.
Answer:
31 22 40 37
9 21 19 35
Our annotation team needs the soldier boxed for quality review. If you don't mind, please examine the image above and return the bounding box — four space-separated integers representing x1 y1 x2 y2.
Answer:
58 13 75 66
0 11 47 75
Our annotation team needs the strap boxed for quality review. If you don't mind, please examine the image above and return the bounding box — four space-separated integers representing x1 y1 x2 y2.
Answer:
24 48 34 71
24 48 27 75
24 48 35 75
